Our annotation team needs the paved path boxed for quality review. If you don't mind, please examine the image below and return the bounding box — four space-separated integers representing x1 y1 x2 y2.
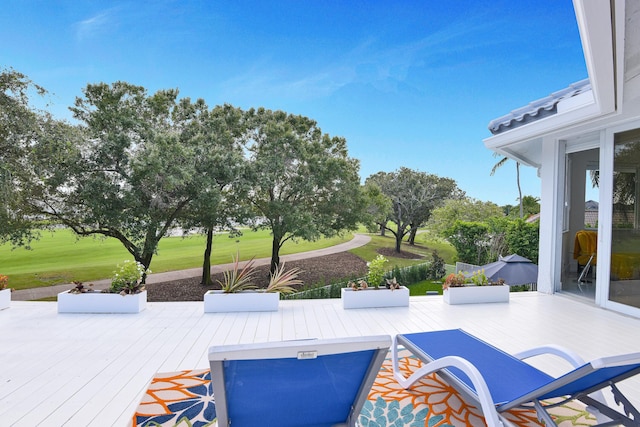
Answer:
11 234 371 301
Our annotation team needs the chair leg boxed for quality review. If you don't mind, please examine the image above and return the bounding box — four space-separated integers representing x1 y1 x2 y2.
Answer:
533 400 558 426
578 254 595 285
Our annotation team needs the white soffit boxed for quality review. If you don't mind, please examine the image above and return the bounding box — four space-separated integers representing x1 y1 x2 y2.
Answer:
482 0 622 163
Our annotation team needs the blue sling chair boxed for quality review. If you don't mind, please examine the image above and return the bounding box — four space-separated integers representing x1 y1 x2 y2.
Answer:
392 329 640 427
209 335 391 427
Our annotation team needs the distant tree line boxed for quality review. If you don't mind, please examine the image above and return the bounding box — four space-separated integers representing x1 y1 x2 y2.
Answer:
0 69 362 283
1 67 541 281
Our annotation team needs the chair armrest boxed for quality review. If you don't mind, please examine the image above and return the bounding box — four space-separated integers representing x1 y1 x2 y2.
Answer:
392 350 504 427
513 345 586 368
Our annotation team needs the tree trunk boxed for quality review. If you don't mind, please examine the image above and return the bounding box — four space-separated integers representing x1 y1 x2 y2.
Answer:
201 226 214 285
394 233 402 253
270 236 281 275
137 228 159 284
379 221 386 236
137 252 154 284
408 225 417 245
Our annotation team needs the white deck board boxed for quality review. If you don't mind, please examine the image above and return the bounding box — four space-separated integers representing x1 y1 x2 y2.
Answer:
1 293 640 426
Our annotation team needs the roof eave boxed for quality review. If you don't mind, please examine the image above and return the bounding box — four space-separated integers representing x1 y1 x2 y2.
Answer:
573 0 618 116
484 100 601 160
483 0 622 164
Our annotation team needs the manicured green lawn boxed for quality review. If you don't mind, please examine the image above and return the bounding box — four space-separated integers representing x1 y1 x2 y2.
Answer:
2 226 457 291
406 280 444 296
0 228 351 290
349 233 456 268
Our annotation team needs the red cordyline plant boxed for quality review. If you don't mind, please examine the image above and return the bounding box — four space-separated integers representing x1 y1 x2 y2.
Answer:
443 272 466 289
0 275 8 290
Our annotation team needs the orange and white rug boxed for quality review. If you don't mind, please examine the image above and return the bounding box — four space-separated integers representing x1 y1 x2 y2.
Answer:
132 351 597 427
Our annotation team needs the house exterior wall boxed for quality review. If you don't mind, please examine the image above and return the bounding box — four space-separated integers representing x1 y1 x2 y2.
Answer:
623 0 640 106
484 0 640 317
537 137 564 294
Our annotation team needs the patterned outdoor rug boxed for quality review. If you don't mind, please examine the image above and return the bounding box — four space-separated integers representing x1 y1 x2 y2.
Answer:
132 351 597 427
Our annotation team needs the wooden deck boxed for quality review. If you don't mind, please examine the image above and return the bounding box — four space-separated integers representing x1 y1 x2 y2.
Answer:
1 292 640 426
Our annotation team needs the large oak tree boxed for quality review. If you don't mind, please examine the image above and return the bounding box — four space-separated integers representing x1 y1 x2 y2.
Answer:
367 168 462 252
0 68 49 245
243 108 363 273
21 82 204 274
175 103 250 285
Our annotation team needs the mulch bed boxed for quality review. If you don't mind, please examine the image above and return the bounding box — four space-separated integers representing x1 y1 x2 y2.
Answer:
377 247 425 260
145 252 368 302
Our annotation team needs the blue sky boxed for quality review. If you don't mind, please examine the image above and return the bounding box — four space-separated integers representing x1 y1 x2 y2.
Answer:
1 0 587 206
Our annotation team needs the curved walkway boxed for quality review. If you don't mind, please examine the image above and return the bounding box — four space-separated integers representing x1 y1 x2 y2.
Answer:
11 234 372 301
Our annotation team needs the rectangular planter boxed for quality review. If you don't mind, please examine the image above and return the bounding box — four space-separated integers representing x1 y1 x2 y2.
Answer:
341 286 410 309
204 290 279 313
0 288 10 310
443 285 509 305
57 290 147 313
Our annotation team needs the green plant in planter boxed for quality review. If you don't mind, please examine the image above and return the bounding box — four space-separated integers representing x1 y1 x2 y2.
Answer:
367 255 388 289
265 262 303 294
218 252 258 293
469 269 489 286
110 260 150 295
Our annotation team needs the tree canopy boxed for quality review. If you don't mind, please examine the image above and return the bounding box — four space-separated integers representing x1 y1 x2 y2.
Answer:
427 197 503 236
175 103 250 285
367 167 463 252
360 181 392 233
243 108 363 273
14 82 208 273
0 68 49 245
445 217 539 265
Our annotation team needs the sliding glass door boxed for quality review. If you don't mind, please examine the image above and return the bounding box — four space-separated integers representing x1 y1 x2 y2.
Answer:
609 130 640 308
561 148 599 299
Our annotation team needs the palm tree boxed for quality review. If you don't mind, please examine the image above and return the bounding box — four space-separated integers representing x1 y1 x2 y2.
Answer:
491 154 523 218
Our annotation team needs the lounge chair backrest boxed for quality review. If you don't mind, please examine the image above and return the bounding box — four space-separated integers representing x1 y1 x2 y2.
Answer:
394 329 640 426
209 335 391 427
399 330 556 405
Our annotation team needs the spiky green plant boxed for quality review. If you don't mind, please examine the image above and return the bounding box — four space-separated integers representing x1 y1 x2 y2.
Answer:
217 252 258 293
265 262 303 294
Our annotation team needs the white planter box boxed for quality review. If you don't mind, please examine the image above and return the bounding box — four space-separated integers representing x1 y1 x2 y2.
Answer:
443 285 509 305
341 286 410 309
0 288 10 310
204 290 279 313
57 290 147 313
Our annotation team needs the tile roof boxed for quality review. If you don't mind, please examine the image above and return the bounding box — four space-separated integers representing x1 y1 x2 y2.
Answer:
488 79 591 135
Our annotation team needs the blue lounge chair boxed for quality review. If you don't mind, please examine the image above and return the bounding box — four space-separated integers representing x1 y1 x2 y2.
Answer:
209 335 391 427
392 329 640 427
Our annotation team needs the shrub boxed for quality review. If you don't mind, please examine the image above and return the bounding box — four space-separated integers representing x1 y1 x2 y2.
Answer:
286 261 434 300
110 260 150 294
367 255 388 288
426 250 446 280
383 264 429 286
